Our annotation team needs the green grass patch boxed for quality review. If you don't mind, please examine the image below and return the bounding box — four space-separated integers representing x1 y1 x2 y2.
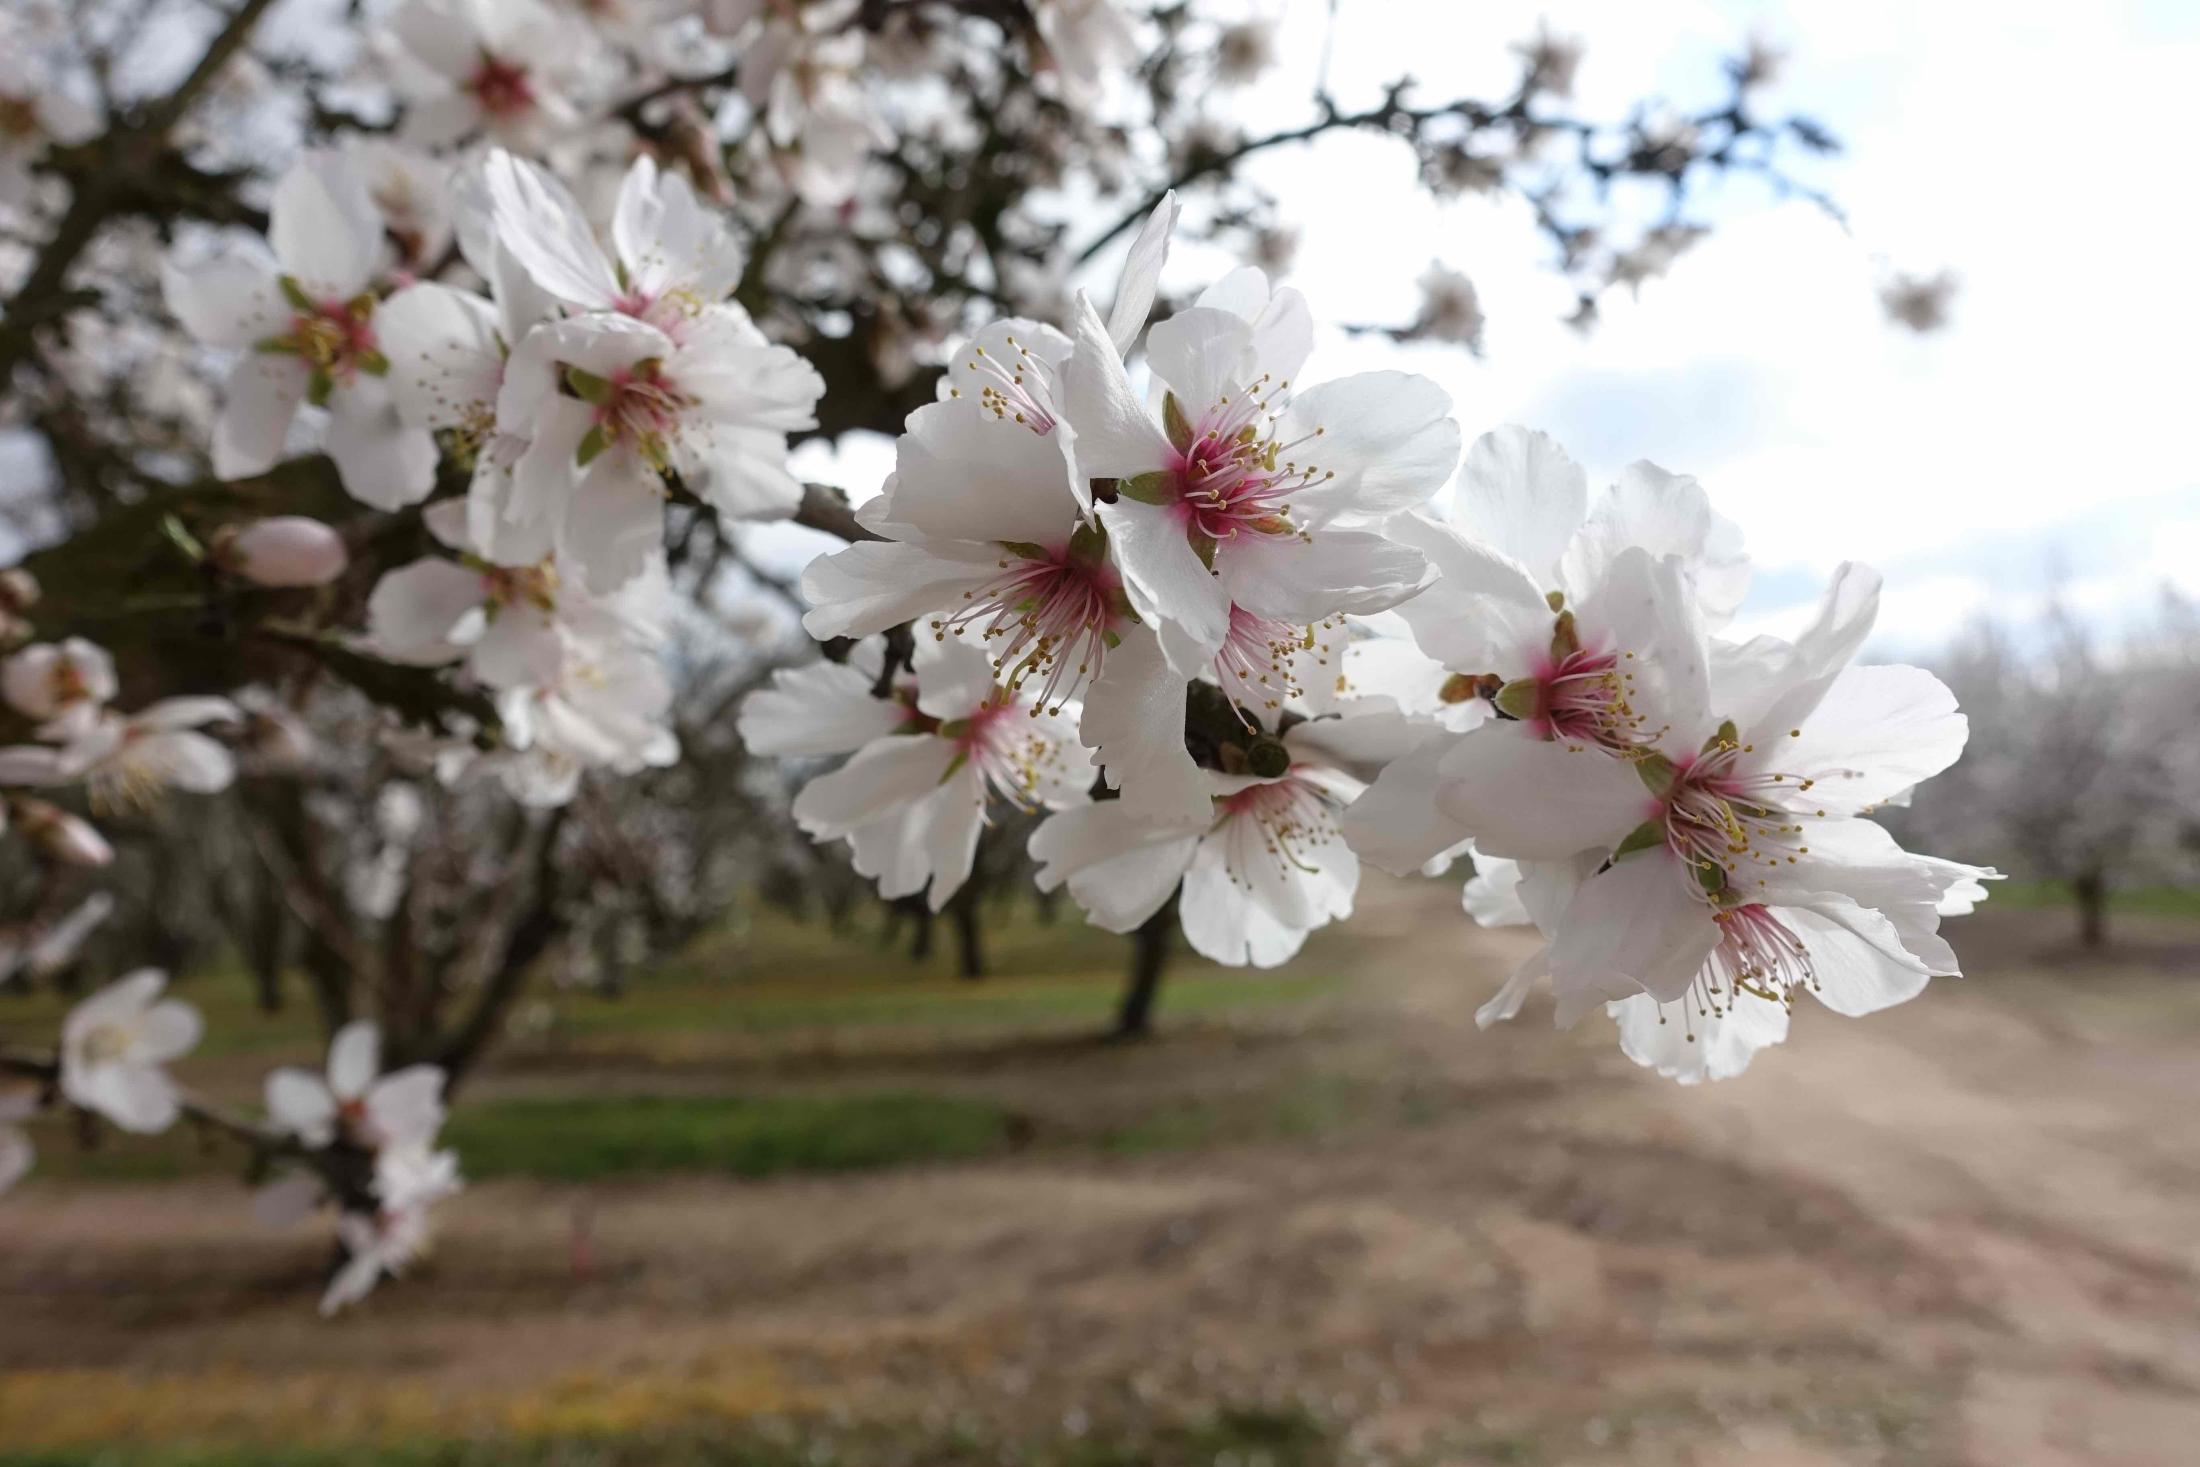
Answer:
1979 879 2200 918
444 1092 1018 1181
0 1405 1331 1467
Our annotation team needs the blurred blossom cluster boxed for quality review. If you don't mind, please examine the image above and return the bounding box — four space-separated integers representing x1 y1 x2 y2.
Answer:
0 0 1962 1312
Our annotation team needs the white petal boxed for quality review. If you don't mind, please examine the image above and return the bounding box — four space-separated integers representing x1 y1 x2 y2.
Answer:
1097 497 1232 674
1444 426 1587 587
328 1020 381 1098
737 659 906 757
1785 898 1932 1017
482 149 621 310
1144 306 1253 410
1430 722 1649 862
470 607 566 690
1337 733 1478 877
912 635 997 720
1218 526 1430 624
880 399 1080 548
1546 851 1721 1022
1105 190 1177 355
213 356 308 479
792 735 959 837
1610 988 1788 1084
133 1000 203 1061
269 152 384 299
161 248 285 350
265 1069 338 1144
365 1066 447 1148
1061 293 1171 486
368 558 486 663
1079 625 1209 827
1029 803 1200 931
1279 373 1459 524
1760 664 1967 817
799 540 999 642
560 453 667 595
1178 834 1309 968
326 382 439 510
377 282 503 429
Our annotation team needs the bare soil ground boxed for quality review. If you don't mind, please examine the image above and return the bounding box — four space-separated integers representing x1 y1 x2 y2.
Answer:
5 878 2200 1464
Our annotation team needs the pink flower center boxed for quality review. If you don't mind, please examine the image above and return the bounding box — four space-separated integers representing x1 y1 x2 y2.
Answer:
930 547 1122 715
949 697 1073 809
1216 773 1340 879
281 300 381 382
1528 645 1649 748
589 361 693 467
1656 902 1819 1044
1167 382 1330 545
468 54 537 117
1213 605 1335 720
1657 738 1827 905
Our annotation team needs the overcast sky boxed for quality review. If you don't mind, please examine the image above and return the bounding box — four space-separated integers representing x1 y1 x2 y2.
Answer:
784 0 2200 657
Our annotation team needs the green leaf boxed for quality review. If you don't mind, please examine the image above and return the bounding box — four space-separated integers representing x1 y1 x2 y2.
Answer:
1189 531 1218 570
1634 751 1678 796
998 540 1052 562
277 275 315 312
1549 608 1580 660
1162 392 1195 452
1613 820 1664 860
565 366 613 404
1066 519 1110 566
1701 719 1739 754
575 424 608 466
1116 471 1175 505
1695 860 1727 894
305 369 334 408
357 349 390 377
1493 677 1541 722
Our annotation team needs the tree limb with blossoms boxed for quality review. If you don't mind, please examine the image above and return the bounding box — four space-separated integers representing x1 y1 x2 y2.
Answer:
0 0 1982 1312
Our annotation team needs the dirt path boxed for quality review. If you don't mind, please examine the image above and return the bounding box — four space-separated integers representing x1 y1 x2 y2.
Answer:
4 883 2198 1464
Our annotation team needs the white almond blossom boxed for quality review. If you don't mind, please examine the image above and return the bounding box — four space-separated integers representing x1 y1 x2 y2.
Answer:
389 0 582 154
742 635 1095 910
43 697 242 810
60 971 203 1134
493 634 680 806
1445 563 1978 1062
220 516 350 588
0 891 115 985
1063 275 1458 688
0 52 97 213
162 151 439 509
320 1143 463 1315
1 795 114 867
1344 426 1749 877
265 1021 448 1152
723 8 890 206
3 637 116 738
1028 719 1372 967
483 152 825 589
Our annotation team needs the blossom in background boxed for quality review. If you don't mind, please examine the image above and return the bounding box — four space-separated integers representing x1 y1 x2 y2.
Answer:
218 516 350 588
0 50 97 213
162 151 438 508
744 636 1094 910
483 152 825 589
1 795 114 867
1030 720 1379 967
2 638 116 738
320 1143 463 1315
342 139 453 271
44 697 241 810
388 0 581 154
1033 0 1142 105
0 891 115 985
721 6 891 207
60 971 203 1134
493 636 680 806
265 1021 448 1152
1409 263 1485 353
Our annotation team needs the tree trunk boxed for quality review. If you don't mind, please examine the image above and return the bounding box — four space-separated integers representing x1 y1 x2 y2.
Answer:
2072 869 2109 949
1113 893 1178 1039
246 871 287 1013
950 883 985 980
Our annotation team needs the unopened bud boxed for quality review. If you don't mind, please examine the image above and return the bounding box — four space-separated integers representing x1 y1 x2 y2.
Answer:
0 567 38 614
221 517 349 588
1245 739 1291 778
12 798 114 867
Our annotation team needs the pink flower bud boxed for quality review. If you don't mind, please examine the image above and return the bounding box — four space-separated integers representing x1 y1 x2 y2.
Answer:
11 798 114 868
226 518 349 588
